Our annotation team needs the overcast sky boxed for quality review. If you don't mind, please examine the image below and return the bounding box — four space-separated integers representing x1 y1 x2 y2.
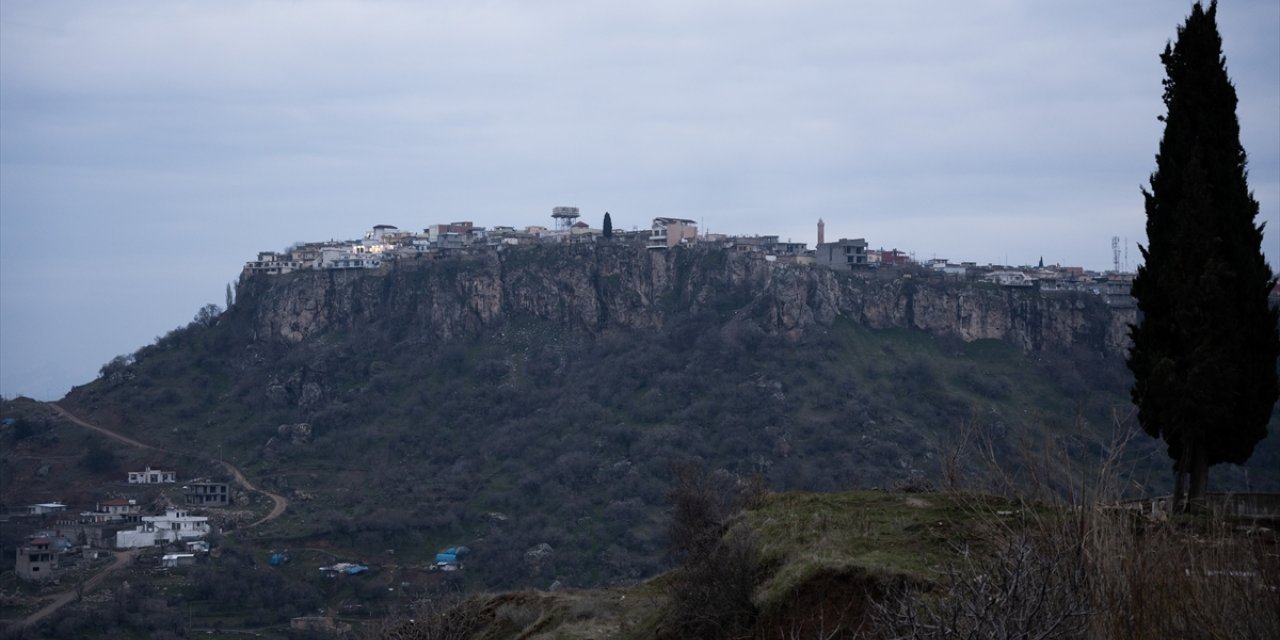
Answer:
2 0 1277 401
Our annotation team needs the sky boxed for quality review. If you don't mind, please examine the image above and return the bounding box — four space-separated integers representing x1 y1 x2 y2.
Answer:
2 0 1278 401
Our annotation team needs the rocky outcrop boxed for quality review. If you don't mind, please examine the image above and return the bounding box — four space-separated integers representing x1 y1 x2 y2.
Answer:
234 244 1134 356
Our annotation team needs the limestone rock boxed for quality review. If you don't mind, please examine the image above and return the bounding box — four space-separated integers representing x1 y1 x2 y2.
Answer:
237 244 1133 357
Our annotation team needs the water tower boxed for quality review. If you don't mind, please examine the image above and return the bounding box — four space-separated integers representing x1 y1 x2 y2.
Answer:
552 206 580 232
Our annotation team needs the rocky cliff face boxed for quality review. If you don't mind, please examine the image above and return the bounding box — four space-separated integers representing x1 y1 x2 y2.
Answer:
235 244 1134 356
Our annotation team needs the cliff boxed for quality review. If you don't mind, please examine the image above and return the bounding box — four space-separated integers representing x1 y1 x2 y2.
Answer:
237 243 1134 356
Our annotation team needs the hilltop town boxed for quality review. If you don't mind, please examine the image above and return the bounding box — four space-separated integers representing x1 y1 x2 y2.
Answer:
243 206 1136 301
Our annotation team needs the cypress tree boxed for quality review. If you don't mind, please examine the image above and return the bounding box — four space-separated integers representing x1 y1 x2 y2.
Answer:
603 211 613 239
1128 1 1279 510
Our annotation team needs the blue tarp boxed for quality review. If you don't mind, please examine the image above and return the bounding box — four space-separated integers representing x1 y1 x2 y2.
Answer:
343 564 369 575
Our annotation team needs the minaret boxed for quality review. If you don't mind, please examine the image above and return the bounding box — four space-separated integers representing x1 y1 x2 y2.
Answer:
817 218 825 246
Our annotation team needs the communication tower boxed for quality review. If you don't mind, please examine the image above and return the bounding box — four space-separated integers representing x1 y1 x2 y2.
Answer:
552 206 580 232
1112 236 1121 273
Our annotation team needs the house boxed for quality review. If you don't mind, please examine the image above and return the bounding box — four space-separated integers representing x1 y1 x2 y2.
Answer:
27 502 67 515
128 467 176 484
816 238 869 269
184 481 230 507
869 248 911 267
243 251 302 275
115 508 210 549
16 536 57 581
80 498 142 524
366 224 399 241
160 553 198 568
426 222 476 244
983 270 1035 287
648 218 698 249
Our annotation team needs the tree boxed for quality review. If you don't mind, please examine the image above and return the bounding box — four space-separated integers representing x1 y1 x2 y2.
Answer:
1128 1 1279 511
192 303 222 328
603 211 613 239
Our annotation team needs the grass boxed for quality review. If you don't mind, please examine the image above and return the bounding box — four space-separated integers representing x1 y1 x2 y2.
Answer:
741 490 998 613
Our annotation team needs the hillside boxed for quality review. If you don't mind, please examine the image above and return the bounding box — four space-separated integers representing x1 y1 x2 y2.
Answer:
35 242 1279 593
378 487 1280 640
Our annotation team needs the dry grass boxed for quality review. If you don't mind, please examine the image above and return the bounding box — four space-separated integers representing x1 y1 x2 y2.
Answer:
873 418 1280 640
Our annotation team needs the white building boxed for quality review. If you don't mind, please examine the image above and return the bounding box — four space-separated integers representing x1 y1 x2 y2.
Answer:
243 251 301 275
128 467 176 484
318 245 381 269
983 270 1035 287
27 502 67 515
80 498 142 524
115 508 210 549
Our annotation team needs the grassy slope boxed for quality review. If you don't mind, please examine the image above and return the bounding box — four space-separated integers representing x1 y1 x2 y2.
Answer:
407 490 1012 640
45 306 1278 592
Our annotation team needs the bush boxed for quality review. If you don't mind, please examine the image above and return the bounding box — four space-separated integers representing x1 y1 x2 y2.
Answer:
660 462 766 639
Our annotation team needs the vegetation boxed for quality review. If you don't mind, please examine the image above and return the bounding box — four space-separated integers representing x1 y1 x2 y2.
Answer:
4 237 1273 637
1128 0 1280 509
43 248 1277 599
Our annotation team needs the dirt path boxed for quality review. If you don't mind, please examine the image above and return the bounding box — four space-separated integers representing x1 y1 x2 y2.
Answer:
218 458 288 527
19 550 136 629
49 404 157 451
15 404 293 629
49 402 288 528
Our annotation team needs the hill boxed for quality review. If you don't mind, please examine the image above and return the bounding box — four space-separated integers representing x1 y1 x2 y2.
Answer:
22 242 1280 593
378 487 1280 640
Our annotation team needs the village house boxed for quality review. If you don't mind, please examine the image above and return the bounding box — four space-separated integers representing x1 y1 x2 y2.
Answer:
868 248 911 266
816 238 869 269
366 224 400 241
243 251 302 275
15 536 57 582
725 235 807 257
648 217 699 249
128 467 176 484
983 270 1035 287
160 553 199 568
26 502 67 515
115 508 211 549
80 498 142 524
183 481 230 507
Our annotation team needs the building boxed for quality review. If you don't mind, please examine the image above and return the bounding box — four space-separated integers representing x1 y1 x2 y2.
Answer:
184 481 230 507
16 536 57 582
869 248 911 267
80 498 142 524
128 467 177 484
116 508 211 549
426 221 476 243
816 238 869 269
366 224 399 241
160 553 198 568
243 251 302 275
648 218 698 249
27 502 67 515
983 270 1035 287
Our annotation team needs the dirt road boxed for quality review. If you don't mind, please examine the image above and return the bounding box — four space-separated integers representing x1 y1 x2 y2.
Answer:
217 458 288 527
50 402 288 528
15 404 293 629
50 404 156 451
18 550 136 629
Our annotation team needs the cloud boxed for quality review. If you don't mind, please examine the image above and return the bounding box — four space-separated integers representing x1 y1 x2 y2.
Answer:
1 0 1277 399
